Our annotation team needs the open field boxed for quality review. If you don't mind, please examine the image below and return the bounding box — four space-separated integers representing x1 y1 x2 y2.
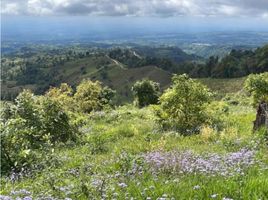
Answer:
1 95 268 199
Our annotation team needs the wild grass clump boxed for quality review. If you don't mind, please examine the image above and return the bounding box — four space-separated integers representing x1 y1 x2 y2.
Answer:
115 124 136 138
88 133 108 154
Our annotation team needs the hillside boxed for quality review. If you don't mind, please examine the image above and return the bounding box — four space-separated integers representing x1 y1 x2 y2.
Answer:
1 52 172 102
133 46 200 63
1 45 268 200
211 45 268 77
1 44 268 102
2 92 268 199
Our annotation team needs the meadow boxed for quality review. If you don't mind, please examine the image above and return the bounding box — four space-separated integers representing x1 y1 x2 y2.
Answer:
1 76 268 200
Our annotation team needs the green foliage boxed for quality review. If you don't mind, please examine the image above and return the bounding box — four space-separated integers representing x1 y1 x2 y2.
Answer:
45 83 74 110
1 95 267 199
2 44 268 199
156 74 213 134
132 79 160 107
74 80 102 113
115 124 136 138
99 86 116 107
245 72 268 106
1 116 41 173
189 45 268 78
74 79 115 113
39 97 76 143
205 101 229 131
88 133 108 154
0 90 77 174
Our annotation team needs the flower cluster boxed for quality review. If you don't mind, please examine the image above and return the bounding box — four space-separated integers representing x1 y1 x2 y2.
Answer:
144 148 256 176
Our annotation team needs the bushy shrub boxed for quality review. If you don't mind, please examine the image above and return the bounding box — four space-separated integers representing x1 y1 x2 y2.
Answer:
245 72 268 106
99 86 116 107
132 79 160 107
39 96 76 143
46 80 115 114
74 80 103 113
0 90 77 174
74 80 115 113
155 74 213 135
205 101 229 131
1 116 40 173
45 83 74 110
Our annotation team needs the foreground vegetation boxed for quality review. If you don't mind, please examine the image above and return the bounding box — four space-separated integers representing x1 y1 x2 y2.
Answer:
1 73 268 199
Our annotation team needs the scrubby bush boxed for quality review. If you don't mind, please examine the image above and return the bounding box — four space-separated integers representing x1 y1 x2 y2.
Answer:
74 80 115 113
155 74 213 135
74 80 103 113
45 83 74 110
132 79 160 107
46 81 115 113
99 86 116 107
39 97 76 143
244 72 268 106
0 90 77 174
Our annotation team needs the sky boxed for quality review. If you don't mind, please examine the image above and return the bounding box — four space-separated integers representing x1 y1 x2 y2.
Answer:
2 0 268 18
1 0 268 41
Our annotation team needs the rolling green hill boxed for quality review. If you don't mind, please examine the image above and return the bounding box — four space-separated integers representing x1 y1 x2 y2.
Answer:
1 53 172 102
1 44 267 102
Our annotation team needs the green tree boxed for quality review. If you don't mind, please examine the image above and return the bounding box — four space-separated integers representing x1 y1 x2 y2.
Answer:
99 86 116 106
0 90 77 173
39 97 75 143
156 74 212 134
132 79 160 107
245 72 268 106
46 83 74 111
74 80 103 113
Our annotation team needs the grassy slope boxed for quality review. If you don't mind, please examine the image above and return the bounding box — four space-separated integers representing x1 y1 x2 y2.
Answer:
198 77 246 94
1 99 268 199
57 56 246 103
1 74 268 200
2 53 247 103
56 56 172 103
2 55 172 102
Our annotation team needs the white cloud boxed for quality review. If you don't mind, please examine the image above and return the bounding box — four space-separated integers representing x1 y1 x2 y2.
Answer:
218 5 240 16
1 0 268 18
1 3 21 15
262 12 268 19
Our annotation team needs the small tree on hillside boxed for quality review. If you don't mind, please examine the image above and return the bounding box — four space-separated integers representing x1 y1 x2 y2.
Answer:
74 80 103 113
1 90 77 173
132 79 160 107
156 74 212 135
46 83 74 110
245 72 268 106
99 86 116 106
74 79 115 113
244 72 268 131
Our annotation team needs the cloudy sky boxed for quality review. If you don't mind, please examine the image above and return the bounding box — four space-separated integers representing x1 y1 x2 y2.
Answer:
2 0 268 18
2 0 268 41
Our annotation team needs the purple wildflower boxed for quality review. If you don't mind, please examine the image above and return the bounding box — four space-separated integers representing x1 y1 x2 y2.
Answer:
0 195 12 200
144 148 256 176
118 182 128 188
